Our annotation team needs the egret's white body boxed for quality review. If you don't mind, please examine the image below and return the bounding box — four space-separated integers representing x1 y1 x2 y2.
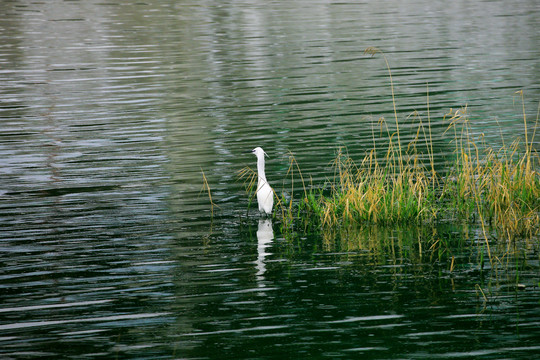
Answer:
251 147 274 215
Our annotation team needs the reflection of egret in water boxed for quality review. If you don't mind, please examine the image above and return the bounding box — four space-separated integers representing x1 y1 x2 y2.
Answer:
255 219 274 286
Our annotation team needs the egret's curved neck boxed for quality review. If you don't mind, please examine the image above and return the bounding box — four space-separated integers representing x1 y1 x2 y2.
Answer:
257 155 266 183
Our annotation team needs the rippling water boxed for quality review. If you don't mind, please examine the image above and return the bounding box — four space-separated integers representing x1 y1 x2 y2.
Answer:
1 1 539 359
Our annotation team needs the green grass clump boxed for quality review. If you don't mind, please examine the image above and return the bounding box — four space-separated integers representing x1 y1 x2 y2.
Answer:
294 101 539 243
441 103 540 240
312 147 438 227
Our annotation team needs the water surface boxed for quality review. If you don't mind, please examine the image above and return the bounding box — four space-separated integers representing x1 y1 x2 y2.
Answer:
1 1 539 358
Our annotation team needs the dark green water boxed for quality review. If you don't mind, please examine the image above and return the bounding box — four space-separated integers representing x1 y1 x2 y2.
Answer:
1 1 539 359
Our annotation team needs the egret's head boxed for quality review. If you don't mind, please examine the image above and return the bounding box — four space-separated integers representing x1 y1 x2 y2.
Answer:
251 147 268 159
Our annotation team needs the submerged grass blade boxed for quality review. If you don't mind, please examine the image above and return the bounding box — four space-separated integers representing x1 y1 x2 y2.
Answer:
201 168 219 217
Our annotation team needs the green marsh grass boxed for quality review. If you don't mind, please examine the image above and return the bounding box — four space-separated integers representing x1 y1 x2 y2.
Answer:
300 104 539 236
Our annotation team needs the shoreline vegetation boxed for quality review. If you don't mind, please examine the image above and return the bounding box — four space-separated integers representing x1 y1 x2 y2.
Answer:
240 99 539 236
205 47 540 265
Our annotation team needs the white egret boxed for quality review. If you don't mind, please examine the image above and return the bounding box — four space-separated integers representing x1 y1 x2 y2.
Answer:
251 147 274 215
